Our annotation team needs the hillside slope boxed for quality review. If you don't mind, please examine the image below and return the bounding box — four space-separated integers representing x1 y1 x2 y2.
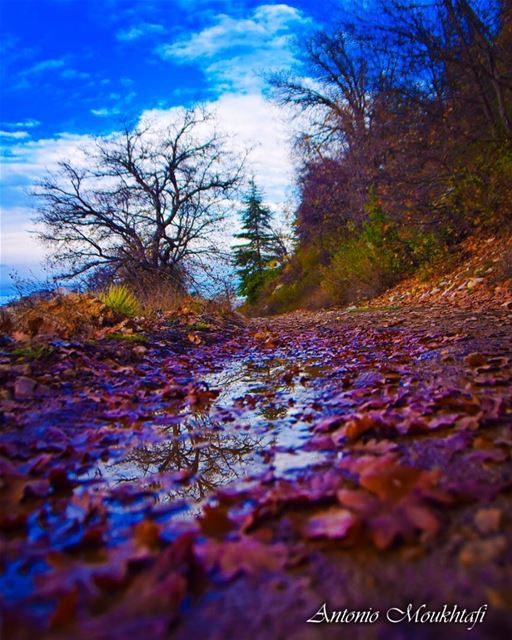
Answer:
367 233 512 312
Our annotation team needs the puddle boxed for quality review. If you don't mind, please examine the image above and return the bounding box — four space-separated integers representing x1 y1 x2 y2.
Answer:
84 354 335 505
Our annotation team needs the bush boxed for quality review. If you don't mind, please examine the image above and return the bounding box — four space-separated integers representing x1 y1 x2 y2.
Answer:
248 243 328 314
444 141 512 232
100 285 141 318
321 209 409 305
246 197 453 313
239 268 276 305
321 204 452 304
5 292 122 339
402 227 454 281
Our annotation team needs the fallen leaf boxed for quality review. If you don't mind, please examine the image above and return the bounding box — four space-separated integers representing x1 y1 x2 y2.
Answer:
474 508 502 534
459 536 507 566
303 508 360 539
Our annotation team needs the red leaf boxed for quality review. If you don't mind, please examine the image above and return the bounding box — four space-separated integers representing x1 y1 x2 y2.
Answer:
304 508 360 540
196 538 287 580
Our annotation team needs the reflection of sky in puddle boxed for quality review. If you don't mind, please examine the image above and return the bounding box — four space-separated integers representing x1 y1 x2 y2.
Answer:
1 355 336 604
86 355 333 504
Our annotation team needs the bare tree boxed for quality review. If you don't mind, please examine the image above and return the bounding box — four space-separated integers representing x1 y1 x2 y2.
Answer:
271 24 402 225
380 0 512 139
271 0 510 238
34 107 245 290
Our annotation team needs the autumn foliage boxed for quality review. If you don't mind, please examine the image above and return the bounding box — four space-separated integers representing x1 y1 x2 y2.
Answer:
253 0 512 313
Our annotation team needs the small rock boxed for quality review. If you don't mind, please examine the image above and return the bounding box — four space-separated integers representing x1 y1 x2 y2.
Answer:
464 353 487 368
458 536 507 566
132 345 148 357
14 376 38 400
466 277 484 289
474 508 502 535
0 363 31 378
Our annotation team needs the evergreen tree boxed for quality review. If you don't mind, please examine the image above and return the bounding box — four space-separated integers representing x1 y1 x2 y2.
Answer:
233 181 280 303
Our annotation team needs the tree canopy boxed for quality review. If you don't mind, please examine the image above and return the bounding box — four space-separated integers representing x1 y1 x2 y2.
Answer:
233 181 283 303
34 107 245 292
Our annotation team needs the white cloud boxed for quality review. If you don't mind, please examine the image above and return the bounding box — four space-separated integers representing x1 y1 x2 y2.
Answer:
1 119 41 129
90 107 122 117
22 58 67 76
60 68 91 80
158 3 312 91
139 92 297 211
0 132 93 209
0 132 91 175
0 208 46 267
117 22 165 42
162 5 308 60
0 130 30 139
1 134 95 278
1 95 300 279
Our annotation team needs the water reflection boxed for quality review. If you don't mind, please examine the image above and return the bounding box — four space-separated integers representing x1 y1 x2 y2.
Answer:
91 356 331 503
110 412 265 502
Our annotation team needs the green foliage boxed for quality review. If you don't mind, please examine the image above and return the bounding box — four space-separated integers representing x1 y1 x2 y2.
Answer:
444 142 512 231
248 194 453 313
233 181 282 304
186 321 211 331
250 243 327 314
402 228 454 282
321 199 451 305
107 332 147 343
12 344 53 360
100 285 141 318
321 210 405 305
239 269 277 305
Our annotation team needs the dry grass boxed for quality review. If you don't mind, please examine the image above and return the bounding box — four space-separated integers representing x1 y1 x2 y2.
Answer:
3 293 123 340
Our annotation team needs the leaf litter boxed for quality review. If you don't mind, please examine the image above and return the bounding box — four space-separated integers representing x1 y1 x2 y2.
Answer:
1 306 511 638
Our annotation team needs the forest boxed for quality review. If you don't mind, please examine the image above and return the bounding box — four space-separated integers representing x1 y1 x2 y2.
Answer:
0 1 511 639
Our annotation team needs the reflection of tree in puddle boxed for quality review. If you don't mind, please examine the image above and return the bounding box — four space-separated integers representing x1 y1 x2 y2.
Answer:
230 359 299 422
114 411 265 502
105 355 324 503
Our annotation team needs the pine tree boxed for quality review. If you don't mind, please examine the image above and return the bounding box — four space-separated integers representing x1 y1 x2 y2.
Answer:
233 181 280 303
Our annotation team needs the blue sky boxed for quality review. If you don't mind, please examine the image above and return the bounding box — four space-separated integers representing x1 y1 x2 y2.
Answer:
0 0 326 292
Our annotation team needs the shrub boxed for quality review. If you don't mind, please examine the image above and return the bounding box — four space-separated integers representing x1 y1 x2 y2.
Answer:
107 332 147 343
321 209 409 305
444 141 512 232
247 196 454 313
5 293 121 339
12 344 53 360
239 268 276 305
249 243 327 314
100 285 141 318
401 227 454 281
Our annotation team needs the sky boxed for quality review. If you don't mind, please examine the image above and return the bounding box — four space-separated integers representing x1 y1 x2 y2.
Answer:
0 0 331 294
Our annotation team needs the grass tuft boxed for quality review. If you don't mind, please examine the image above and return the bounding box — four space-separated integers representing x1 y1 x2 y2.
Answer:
100 285 141 318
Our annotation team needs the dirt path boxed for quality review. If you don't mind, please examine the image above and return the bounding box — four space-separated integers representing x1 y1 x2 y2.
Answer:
1 307 511 639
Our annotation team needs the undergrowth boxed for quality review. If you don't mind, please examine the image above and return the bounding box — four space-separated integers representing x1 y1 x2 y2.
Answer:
100 285 141 318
